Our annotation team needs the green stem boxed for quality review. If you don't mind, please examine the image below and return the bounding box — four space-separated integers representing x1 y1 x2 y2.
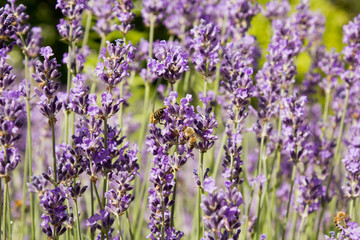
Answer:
203 78 207 99
256 122 267 176
20 142 29 240
90 180 95 240
102 174 108 209
290 211 298 240
117 215 123 240
102 119 108 208
82 10 92 49
212 132 227 178
196 188 201 240
93 182 103 210
296 206 308 240
51 121 57 184
126 211 133 240
170 169 178 228
183 70 191 93
2 177 8 240
282 164 297 240
197 152 204 240
119 81 124 137
161 186 165 240
349 198 355 220
74 198 82 240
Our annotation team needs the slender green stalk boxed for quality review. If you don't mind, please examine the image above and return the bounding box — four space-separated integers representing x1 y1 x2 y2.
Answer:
269 146 282 221
183 70 191 92
2 146 8 239
203 79 208 99
126 211 133 240
102 174 108 209
242 187 255 240
212 132 226 178
65 24 73 143
74 198 82 240
316 87 350 239
25 97 35 240
282 164 297 240
170 169 178 228
2 181 8 240
51 121 57 184
256 122 267 176
290 211 298 240
20 144 29 240
117 215 123 240
93 182 103 210
102 119 108 208
196 187 202 240
82 9 92 49
119 81 124 137
90 180 95 240
349 198 355 220
161 186 165 240
197 152 204 240
322 86 331 124
296 206 308 240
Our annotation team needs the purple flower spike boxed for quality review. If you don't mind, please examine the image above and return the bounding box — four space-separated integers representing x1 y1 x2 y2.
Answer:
96 39 135 91
56 0 87 43
105 144 139 216
141 0 168 25
0 148 21 178
40 187 69 239
295 175 325 214
87 210 116 239
263 0 291 20
190 19 220 76
201 177 244 239
148 40 189 85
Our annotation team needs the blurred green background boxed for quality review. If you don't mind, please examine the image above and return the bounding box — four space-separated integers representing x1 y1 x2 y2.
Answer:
8 0 360 85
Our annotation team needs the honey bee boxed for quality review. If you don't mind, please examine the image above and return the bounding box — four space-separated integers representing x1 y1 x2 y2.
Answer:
181 126 197 149
182 126 195 139
150 105 166 124
188 135 197 150
334 211 350 230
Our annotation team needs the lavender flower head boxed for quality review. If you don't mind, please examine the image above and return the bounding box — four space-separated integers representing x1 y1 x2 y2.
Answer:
280 94 311 162
141 0 168 25
190 19 220 76
342 145 360 198
201 178 244 239
105 143 139 216
40 187 70 239
33 46 62 126
96 39 135 91
225 0 260 40
263 0 291 20
148 40 189 85
295 175 325 214
56 0 87 43
342 14 360 67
